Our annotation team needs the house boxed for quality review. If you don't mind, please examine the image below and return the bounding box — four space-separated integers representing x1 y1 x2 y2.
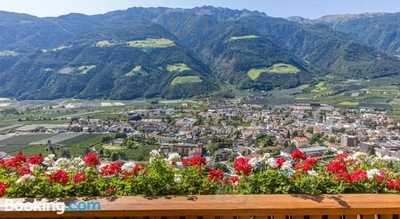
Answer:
160 143 203 157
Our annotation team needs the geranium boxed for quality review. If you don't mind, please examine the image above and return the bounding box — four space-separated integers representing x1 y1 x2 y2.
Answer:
295 158 318 172
276 157 286 168
121 162 143 177
16 166 31 176
100 161 123 177
182 155 206 167
234 157 252 176
0 182 7 197
49 170 69 185
3 152 26 169
291 149 306 160
83 152 100 167
73 172 86 184
226 175 240 186
387 178 400 191
208 168 224 182
349 170 368 183
28 154 44 165
326 159 347 175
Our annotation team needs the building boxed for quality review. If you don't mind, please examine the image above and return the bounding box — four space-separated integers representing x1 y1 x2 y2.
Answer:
160 143 203 157
341 135 358 147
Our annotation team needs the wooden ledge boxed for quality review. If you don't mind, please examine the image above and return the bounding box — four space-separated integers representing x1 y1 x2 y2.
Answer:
0 194 400 218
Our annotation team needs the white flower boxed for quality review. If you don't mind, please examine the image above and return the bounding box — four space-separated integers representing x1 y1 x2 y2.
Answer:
280 152 291 159
122 162 136 173
307 170 318 176
54 158 69 168
174 174 182 183
150 150 160 158
367 168 381 179
16 175 35 184
382 155 400 162
349 152 367 161
281 160 293 170
249 157 259 168
43 154 56 166
260 153 271 161
266 158 278 168
175 162 184 169
167 153 181 163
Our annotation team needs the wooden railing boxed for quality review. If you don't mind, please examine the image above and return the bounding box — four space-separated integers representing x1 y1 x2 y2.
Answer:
0 195 399 219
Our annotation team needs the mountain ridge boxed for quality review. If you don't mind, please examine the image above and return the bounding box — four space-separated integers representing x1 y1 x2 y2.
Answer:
0 6 399 100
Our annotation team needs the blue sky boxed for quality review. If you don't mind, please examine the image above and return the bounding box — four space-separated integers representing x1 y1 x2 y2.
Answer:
1 0 400 18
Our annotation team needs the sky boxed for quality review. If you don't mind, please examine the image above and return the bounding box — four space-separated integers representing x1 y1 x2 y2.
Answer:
0 0 400 18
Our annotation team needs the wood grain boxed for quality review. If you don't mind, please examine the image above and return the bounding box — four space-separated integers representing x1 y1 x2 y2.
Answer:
0 195 399 218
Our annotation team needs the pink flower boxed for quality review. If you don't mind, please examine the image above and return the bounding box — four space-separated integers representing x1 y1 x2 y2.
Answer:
291 149 306 160
49 170 69 185
83 152 100 167
234 157 252 176
73 172 86 184
208 168 224 182
0 182 7 197
182 155 206 167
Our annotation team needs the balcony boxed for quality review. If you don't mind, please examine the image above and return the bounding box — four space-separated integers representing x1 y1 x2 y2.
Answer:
1 194 399 219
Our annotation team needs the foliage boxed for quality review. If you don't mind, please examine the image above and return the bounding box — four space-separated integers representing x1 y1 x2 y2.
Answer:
1 150 400 198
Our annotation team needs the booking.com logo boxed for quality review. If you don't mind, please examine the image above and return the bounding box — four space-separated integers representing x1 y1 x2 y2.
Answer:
0 200 101 215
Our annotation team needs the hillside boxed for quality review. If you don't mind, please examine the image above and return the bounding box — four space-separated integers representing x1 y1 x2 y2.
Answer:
0 7 400 100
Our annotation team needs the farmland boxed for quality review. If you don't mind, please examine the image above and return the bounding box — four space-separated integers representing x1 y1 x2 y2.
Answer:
127 38 175 48
171 76 203 86
167 63 191 73
228 35 259 42
247 63 300 80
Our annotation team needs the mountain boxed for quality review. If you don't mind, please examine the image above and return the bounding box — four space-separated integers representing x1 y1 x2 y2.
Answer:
0 7 400 100
315 12 400 57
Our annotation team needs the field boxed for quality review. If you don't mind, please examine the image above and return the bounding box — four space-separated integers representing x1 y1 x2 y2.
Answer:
29 132 84 145
266 63 300 74
228 35 259 42
127 38 175 48
167 63 191 73
14 134 107 156
247 63 300 80
125 65 145 77
0 134 55 153
247 68 265 80
171 76 203 86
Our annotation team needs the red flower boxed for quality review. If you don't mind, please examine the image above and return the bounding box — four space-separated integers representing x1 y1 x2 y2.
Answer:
28 154 44 165
208 168 224 182
182 155 206 167
0 182 7 197
291 149 306 160
17 166 31 176
276 157 286 168
83 152 100 167
229 176 240 186
326 159 347 175
49 170 69 185
295 158 317 172
349 170 368 183
234 157 252 176
3 152 26 169
100 161 123 176
387 178 400 191
375 170 387 184
73 172 86 184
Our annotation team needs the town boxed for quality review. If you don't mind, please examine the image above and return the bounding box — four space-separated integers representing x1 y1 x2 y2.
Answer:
0 98 399 164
